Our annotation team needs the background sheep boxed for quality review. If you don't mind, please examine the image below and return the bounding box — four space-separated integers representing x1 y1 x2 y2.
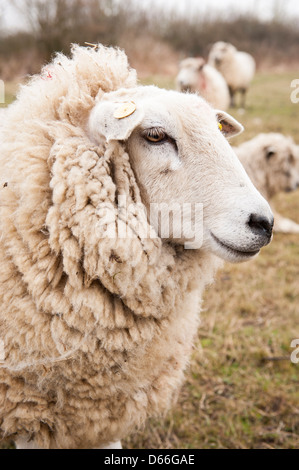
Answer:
0 44 274 449
176 57 230 111
234 133 299 233
208 41 256 109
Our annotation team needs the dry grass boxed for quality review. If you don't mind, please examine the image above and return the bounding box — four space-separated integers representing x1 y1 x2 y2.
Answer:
1 70 299 449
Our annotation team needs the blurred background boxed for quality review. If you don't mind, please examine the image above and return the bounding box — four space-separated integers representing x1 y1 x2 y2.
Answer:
1 0 299 79
0 0 298 450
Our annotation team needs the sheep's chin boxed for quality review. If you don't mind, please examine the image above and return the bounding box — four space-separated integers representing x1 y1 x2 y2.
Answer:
209 232 260 263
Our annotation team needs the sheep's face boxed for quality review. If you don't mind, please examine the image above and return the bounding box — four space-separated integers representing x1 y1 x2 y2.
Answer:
262 135 299 196
89 86 273 263
209 41 236 66
176 58 205 93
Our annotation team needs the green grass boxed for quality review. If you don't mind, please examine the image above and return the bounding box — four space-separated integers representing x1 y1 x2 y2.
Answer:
0 81 19 108
1 71 299 449
138 75 176 90
231 71 299 144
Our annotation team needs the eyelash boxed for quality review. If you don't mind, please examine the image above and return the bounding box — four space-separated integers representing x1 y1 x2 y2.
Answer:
142 127 171 145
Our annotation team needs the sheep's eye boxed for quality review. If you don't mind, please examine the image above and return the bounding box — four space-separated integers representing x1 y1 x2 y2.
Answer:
143 128 167 144
288 154 295 164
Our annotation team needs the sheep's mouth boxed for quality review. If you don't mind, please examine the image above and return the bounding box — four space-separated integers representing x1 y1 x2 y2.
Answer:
211 232 260 259
181 86 192 93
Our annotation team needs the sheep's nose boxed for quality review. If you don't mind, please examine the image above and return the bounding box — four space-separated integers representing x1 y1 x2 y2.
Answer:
248 213 274 241
180 83 191 93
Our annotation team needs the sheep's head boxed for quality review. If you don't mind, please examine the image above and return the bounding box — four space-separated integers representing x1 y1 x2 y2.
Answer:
261 134 299 197
209 41 236 66
88 86 273 263
176 57 206 93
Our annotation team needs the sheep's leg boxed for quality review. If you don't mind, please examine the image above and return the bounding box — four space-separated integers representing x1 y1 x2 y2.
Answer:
15 437 41 449
229 86 235 108
98 440 122 449
15 437 122 449
240 88 247 109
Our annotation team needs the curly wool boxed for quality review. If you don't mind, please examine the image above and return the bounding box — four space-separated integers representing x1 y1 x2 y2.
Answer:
0 45 219 448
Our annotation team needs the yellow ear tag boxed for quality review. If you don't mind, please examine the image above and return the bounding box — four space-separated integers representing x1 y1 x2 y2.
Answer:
113 102 136 119
218 122 223 131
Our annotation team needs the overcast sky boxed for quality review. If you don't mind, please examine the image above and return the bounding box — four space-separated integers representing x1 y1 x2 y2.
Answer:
1 0 299 30
142 0 299 20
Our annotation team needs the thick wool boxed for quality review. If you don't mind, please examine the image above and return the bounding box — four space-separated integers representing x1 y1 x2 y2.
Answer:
0 45 219 448
0 108 6 121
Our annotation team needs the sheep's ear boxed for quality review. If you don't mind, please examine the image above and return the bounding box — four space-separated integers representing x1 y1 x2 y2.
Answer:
216 110 244 139
89 100 144 143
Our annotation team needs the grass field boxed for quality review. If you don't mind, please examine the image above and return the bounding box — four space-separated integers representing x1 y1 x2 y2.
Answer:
1 70 299 449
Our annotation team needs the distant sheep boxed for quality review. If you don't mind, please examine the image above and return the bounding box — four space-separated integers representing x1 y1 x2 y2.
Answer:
176 57 230 111
208 42 256 108
234 133 299 233
0 44 273 449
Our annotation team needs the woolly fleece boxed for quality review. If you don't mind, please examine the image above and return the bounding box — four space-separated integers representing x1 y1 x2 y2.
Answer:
0 45 220 448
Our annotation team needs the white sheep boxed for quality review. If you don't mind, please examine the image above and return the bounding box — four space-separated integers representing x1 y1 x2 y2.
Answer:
0 44 273 449
208 41 256 108
0 108 6 122
234 133 299 234
176 57 230 111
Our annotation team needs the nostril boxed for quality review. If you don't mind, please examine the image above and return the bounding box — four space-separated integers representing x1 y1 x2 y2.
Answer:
248 213 274 238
